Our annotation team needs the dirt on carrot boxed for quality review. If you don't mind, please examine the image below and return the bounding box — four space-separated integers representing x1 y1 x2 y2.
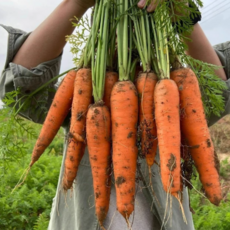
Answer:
111 80 138 219
136 72 158 167
30 70 76 167
154 78 181 194
86 103 111 227
62 68 92 190
170 68 222 205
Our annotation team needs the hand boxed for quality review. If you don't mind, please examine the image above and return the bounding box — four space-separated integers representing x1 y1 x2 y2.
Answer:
71 0 95 11
137 0 188 14
138 0 162 12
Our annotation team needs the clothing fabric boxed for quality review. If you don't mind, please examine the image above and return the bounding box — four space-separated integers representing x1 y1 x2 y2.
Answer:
1 24 230 230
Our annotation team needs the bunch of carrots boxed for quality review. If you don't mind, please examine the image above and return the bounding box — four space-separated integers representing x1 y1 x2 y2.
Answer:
22 0 224 228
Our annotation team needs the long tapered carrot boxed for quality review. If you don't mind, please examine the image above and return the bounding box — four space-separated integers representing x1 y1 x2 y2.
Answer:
62 140 85 190
103 71 118 110
86 0 113 227
62 68 92 190
170 67 222 205
136 72 158 167
30 70 76 167
111 80 138 219
69 68 92 143
154 78 181 194
86 103 111 227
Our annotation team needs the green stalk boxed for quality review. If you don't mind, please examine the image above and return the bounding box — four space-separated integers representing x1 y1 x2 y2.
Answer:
94 4 105 101
117 0 125 79
91 1 97 100
127 14 133 74
145 13 151 69
131 9 146 70
130 0 156 73
87 2 104 66
153 11 169 79
150 14 161 74
130 58 138 82
91 0 110 102
99 2 109 100
140 11 148 69
107 2 117 69
123 0 128 72
133 36 146 70
117 0 133 81
78 1 103 68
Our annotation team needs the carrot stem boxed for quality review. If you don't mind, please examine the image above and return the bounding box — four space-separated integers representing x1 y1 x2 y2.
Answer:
117 0 131 81
92 0 110 102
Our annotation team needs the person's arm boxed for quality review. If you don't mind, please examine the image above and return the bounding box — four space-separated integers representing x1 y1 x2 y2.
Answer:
13 0 94 69
185 23 227 81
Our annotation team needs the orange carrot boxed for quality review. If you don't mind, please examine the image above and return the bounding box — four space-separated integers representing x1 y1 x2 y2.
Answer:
103 71 118 110
86 103 111 227
62 139 85 190
154 79 181 194
136 72 158 167
170 68 222 205
69 68 92 143
111 80 138 219
30 70 76 167
62 68 92 190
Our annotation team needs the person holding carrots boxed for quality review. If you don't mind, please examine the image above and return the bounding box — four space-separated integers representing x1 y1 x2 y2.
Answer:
0 0 230 229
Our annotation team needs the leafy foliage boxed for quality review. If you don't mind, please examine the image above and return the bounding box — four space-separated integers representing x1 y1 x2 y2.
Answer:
152 0 227 118
66 15 92 66
0 153 62 230
0 106 64 169
33 213 50 230
0 106 37 168
190 171 230 230
0 105 64 230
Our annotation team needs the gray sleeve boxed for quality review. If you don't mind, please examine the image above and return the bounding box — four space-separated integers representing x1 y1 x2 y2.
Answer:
0 24 63 124
208 41 230 127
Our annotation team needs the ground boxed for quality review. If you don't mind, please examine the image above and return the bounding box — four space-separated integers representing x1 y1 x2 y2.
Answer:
210 114 230 201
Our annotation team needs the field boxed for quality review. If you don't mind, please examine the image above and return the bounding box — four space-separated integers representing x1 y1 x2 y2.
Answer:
190 114 230 230
209 115 230 204
0 106 230 229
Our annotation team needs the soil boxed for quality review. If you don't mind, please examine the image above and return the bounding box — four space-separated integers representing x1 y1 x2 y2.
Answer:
210 114 230 201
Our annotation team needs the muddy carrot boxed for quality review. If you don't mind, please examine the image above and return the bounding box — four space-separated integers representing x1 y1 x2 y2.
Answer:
86 104 111 226
136 72 158 167
154 78 181 193
30 70 76 167
111 80 138 219
170 68 222 205
103 71 118 110
62 68 92 190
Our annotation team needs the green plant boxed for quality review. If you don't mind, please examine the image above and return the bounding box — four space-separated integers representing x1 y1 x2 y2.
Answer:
190 166 230 230
0 153 62 230
219 158 230 179
0 105 64 230
33 213 50 230
0 106 37 168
